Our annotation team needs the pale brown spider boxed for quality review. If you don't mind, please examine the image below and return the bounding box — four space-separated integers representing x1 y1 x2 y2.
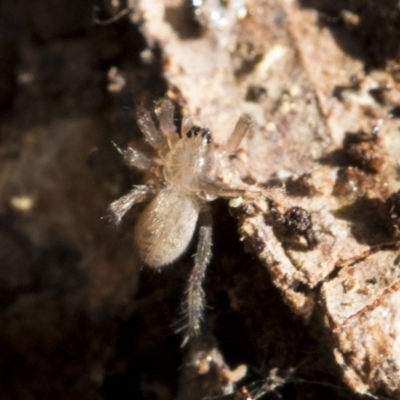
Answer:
110 98 260 340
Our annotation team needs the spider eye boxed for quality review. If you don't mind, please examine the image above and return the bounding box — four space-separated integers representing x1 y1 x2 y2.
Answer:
201 129 212 144
187 126 202 138
186 126 212 143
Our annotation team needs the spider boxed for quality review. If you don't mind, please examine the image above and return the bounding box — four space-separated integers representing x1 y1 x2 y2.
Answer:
109 98 261 340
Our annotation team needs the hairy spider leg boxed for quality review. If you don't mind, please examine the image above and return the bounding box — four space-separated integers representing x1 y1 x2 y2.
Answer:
122 147 152 170
109 185 152 225
201 179 258 199
156 98 179 148
185 209 213 341
112 141 152 171
223 113 252 155
181 115 198 138
136 106 165 150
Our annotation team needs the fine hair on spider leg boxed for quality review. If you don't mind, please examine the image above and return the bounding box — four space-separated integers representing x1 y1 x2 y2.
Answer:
183 209 212 341
112 141 153 171
93 6 131 26
109 185 152 225
136 105 165 149
156 98 178 139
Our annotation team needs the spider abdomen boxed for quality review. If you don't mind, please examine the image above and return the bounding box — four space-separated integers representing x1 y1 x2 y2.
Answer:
133 188 199 267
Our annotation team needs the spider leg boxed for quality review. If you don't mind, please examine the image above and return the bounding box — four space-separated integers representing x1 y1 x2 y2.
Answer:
136 107 165 150
223 113 252 155
201 179 263 200
185 209 212 340
109 185 151 225
156 98 179 147
123 147 152 170
112 142 152 171
181 115 195 137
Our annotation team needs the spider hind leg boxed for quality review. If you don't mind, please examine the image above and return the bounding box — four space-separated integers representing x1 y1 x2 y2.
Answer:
184 209 213 341
109 185 151 225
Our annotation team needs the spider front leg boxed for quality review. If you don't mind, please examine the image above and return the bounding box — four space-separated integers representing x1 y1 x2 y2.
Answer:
109 185 152 225
223 113 252 155
113 142 152 171
184 209 213 341
155 98 179 148
136 106 165 150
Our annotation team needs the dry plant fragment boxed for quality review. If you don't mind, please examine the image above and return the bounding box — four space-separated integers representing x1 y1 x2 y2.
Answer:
110 98 263 340
176 342 248 400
